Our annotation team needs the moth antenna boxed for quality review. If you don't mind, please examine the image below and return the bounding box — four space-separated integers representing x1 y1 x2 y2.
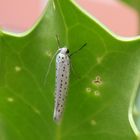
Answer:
69 43 87 57
56 34 61 49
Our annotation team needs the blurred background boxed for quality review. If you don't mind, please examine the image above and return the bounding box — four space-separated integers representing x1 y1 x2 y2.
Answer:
0 0 139 37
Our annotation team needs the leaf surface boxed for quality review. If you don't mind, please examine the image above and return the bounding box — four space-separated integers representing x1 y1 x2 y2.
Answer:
0 0 140 140
121 0 140 11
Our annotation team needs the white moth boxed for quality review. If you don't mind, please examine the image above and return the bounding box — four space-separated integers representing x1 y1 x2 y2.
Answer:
44 36 86 123
53 47 70 122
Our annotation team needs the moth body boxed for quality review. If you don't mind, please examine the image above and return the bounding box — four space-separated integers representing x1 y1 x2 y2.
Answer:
53 47 70 122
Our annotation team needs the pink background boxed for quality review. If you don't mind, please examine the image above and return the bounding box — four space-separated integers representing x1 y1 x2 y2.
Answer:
0 0 138 37
76 0 138 37
0 0 48 33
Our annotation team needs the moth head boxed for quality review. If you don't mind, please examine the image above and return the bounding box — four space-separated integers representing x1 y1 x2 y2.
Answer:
59 47 69 54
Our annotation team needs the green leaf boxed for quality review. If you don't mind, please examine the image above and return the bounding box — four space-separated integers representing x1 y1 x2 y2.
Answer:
121 0 140 11
0 0 140 139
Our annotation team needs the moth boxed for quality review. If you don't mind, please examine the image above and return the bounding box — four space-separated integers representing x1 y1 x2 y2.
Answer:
53 47 70 122
44 36 86 123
